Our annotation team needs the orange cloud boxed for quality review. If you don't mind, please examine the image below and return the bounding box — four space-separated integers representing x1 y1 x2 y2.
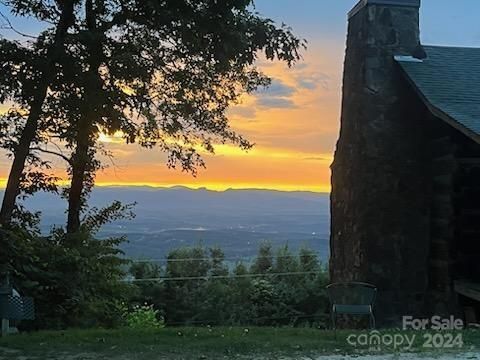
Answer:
0 43 343 193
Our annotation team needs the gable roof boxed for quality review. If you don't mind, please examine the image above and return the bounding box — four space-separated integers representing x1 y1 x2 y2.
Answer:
395 45 480 144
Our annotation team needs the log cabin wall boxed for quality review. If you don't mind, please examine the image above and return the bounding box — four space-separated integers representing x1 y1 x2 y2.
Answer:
453 134 480 322
425 115 480 317
425 117 458 316
451 129 480 282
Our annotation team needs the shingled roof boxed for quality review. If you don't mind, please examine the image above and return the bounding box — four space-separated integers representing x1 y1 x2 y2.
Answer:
395 45 480 144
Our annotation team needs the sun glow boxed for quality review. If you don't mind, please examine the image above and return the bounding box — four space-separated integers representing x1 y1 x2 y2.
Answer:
97 131 125 144
95 181 330 193
0 178 330 193
0 45 340 194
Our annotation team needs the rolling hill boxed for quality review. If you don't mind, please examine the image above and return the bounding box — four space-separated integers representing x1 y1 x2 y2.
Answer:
14 186 331 262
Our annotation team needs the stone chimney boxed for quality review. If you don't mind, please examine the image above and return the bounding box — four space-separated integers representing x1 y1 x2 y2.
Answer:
330 0 431 324
346 0 421 95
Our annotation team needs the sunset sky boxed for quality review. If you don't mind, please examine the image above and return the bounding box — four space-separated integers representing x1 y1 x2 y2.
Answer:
1 0 480 193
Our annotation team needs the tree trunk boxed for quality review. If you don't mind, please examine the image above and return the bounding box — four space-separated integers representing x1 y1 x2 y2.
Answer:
66 121 93 234
0 90 47 225
0 1 75 226
66 0 102 234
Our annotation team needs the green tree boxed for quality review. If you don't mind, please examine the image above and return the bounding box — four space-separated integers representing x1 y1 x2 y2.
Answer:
271 245 301 324
250 241 274 274
0 202 136 329
229 262 255 324
163 246 210 324
274 245 299 274
197 247 230 324
0 0 305 233
129 262 166 320
0 0 77 225
294 247 329 327
130 244 330 327
64 0 306 233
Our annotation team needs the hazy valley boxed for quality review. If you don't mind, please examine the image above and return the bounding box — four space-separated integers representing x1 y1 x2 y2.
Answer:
17 187 330 263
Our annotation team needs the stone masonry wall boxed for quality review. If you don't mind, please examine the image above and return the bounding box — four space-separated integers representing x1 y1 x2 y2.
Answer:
330 2 432 324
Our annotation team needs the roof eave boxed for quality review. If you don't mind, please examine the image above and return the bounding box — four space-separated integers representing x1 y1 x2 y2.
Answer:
396 62 480 145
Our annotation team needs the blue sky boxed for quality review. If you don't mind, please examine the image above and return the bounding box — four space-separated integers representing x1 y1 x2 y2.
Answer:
2 1 480 47
1 1 479 191
255 0 480 48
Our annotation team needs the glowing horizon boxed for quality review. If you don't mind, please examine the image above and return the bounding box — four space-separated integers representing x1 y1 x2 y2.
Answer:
0 178 330 193
1 1 478 195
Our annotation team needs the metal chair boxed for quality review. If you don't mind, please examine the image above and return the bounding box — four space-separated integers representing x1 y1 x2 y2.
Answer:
326 282 377 333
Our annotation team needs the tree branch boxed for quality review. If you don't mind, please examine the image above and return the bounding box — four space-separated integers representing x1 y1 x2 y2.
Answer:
0 10 38 39
30 147 72 164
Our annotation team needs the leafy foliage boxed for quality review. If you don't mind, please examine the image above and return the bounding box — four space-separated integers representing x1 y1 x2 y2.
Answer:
129 243 330 328
0 0 305 230
123 304 165 330
0 1 309 329
1 223 329 330
81 201 136 234
0 202 135 329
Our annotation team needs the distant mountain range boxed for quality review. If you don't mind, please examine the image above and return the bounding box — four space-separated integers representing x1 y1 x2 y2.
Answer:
9 186 331 263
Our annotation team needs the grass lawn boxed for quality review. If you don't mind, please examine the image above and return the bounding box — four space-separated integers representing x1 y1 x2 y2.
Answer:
0 327 479 359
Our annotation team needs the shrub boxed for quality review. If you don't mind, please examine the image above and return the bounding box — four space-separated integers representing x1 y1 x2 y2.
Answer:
0 201 136 330
124 304 165 330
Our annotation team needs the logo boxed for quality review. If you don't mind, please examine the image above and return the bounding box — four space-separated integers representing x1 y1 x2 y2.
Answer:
403 315 464 331
347 331 416 351
346 316 464 351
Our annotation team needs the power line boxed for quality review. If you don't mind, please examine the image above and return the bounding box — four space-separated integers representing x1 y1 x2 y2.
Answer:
129 253 323 264
125 271 322 283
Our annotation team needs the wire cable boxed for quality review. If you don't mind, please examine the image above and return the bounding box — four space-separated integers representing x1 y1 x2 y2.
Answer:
125 270 322 283
129 253 323 264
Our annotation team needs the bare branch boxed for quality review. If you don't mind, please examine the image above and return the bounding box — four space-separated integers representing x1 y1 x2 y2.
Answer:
0 10 38 39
